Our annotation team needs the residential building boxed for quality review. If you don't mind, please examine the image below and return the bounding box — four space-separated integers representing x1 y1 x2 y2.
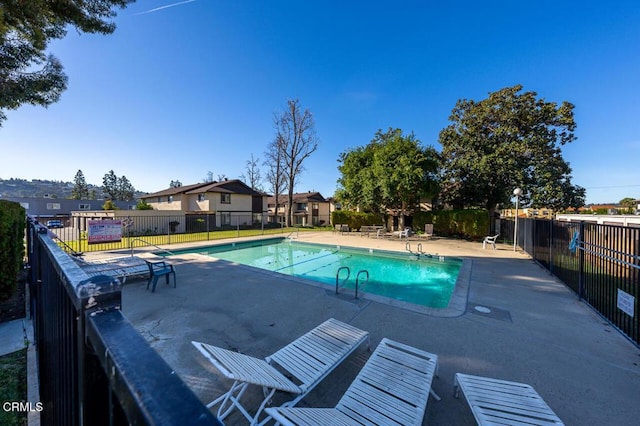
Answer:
266 192 330 226
140 179 267 227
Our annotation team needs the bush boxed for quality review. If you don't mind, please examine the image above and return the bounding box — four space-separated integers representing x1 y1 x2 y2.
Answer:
331 211 384 230
427 209 490 240
0 201 25 302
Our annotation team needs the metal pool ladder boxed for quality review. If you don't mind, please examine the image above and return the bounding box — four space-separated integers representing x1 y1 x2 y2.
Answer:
335 266 350 294
336 267 370 299
355 270 369 299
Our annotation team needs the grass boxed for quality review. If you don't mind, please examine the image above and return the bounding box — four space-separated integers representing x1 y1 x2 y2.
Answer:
0 349 27 426
61 226 330 253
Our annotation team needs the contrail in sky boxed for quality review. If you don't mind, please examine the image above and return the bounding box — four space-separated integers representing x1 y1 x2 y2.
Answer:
133 0 197 16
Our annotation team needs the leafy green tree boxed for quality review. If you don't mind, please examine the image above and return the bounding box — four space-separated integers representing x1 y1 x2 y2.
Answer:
102 170 135 201
439 85 585 215
0 0 133 125
102 199 118 210
273 99 319 226
136 199 153 210
117 175 135 201
102 170 119 200
337 128 440 225
71 170 89 199
620 197 636 214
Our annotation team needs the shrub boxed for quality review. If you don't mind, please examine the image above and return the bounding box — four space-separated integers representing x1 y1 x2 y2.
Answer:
331 211 384 230
0 201 26 302
428 209 489 240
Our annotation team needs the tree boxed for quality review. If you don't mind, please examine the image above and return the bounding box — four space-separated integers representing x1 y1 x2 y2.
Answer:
264 136 288 223
203 171 215 183
136 199 153 210
337 128 440 226
102 199 118 210
0 0 133 126
102 170 119 200
117 175 135 201
169 180 182 188
620 197 636 214
439 85 585 215
240 153 263 191
102 170 135 201
71 170 89 199
273 99 319 226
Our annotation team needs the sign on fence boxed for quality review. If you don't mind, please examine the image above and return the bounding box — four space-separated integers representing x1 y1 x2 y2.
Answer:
88 219 122 244
617 289 635 318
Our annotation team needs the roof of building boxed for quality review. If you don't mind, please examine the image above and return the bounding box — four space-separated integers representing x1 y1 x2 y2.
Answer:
141 180 265 199
266 192 327 204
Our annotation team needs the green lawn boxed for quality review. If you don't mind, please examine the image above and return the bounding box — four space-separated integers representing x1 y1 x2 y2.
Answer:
61 226 331 253
0 349 27 426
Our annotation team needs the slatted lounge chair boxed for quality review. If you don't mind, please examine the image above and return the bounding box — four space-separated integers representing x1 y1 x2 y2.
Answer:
265 338 440 426
192 318 369 425
454 373 564 425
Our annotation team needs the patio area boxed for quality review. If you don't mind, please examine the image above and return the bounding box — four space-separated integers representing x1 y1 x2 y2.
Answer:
116 232 640 425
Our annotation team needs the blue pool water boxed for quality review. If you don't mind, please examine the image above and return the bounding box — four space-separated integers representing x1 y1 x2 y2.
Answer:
169 238 462 308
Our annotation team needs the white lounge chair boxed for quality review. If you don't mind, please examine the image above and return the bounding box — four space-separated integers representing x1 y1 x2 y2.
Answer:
192 318 369 425
265 338 440 426
482 234 499 250
454 373 564 425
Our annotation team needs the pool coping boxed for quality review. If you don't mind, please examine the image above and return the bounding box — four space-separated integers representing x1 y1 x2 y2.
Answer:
167 238 472 317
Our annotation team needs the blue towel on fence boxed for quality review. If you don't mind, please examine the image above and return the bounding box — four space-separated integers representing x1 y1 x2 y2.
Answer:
569 231 579 253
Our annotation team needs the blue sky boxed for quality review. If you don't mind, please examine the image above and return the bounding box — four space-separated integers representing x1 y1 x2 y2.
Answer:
1 1 639 204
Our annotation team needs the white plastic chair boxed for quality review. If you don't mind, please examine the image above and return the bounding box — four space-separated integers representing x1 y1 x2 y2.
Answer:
483 234 499 250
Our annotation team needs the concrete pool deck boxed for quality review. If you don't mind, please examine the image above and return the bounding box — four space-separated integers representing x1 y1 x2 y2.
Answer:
115 232 640 425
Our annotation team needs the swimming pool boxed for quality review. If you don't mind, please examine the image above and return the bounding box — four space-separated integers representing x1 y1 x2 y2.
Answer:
168 238 463 309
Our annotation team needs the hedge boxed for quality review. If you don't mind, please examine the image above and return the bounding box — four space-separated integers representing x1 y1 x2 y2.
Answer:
414 209 490 240
0 201 26 302
331 211 385 231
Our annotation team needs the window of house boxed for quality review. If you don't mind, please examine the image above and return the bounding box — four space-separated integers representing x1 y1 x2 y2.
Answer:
79 204 91 210
167 195 173 203
221 193 231 204
220 212 231 226
198 194 205 202
312 203 319 210
46 203 61 210
157 197 161 203
296 203 307 210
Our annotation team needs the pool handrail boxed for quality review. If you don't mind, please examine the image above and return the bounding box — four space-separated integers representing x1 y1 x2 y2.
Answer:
130 237 176 257
335 266 350 294
355 270 369 299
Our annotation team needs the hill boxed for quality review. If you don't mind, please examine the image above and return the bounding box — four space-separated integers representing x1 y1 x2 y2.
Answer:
0 178 145 199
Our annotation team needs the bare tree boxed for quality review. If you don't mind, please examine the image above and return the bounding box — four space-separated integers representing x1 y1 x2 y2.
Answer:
240 153 263 191
274 99 319 226
264 136 288 223
203 171 215 183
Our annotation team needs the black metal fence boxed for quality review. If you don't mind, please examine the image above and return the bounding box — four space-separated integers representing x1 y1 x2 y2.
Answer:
47 213 333 254
26 217 222 425
501 217 640 347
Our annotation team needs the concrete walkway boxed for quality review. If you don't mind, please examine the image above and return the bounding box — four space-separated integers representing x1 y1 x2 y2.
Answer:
116 233 640 425
0 318 28 356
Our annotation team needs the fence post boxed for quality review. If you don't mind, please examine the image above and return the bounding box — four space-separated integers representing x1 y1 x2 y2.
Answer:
578 221 585 300
549 220 553 275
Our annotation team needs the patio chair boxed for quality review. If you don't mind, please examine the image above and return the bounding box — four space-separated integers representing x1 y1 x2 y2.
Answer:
482 234 499 250
265 338 440 426
454 373 564 425
394 227 411 239
192 318 369 425
144 260 176 292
